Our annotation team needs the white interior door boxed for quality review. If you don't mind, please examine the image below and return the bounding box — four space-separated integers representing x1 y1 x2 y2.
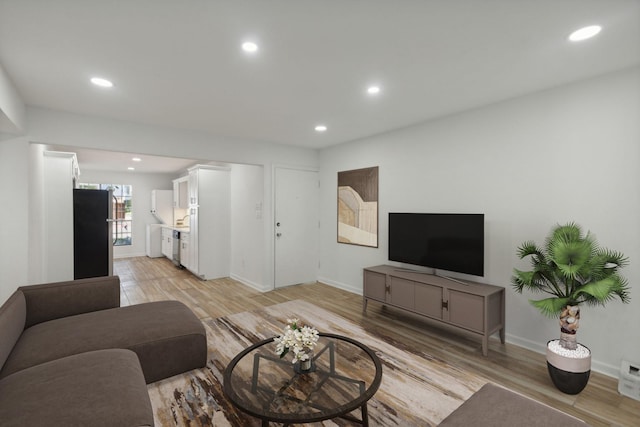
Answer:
274 167 319 288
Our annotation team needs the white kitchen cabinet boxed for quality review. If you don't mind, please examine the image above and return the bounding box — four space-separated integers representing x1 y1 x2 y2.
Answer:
145 224 163 258
187 165 230 280
172 180 179 208
172 177 189 209
180 232 190 269
161 227 173 259
188 168 199 207
150 189 173 224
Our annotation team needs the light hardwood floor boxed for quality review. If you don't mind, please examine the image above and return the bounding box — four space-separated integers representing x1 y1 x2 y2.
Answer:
115 256 639 426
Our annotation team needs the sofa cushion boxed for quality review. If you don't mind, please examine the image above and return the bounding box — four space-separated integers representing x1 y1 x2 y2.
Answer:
19 275 120 328
438 383 588 426
0 291 26 372
0 349 154 427
0 300 207 383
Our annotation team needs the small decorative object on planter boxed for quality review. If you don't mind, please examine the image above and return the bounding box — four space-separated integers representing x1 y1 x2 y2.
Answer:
274 318 319 373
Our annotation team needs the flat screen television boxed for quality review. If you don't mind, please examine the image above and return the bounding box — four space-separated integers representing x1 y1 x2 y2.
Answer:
388 213 484 276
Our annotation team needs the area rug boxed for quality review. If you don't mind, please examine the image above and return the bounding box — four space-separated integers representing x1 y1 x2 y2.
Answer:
147 300 487 426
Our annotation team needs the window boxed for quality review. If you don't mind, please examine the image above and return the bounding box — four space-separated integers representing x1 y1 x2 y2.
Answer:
78 183 133 246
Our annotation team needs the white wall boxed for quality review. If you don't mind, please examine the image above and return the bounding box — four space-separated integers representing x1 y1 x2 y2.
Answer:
42 151 76 282
27 143 45 284
0 137 29 302
230 163 265 290
318 66 640 378
77 169 176 258
0 63 26 135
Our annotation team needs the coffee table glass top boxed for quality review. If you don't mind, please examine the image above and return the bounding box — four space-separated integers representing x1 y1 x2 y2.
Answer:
223 333 382 424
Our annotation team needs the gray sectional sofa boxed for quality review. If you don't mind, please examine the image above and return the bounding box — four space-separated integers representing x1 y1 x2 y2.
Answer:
0 275 208 427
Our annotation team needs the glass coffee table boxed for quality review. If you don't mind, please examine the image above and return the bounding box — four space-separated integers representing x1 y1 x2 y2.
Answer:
223 333 383 426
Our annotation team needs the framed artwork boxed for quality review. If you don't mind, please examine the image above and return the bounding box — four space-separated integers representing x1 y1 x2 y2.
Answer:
337 166 378 247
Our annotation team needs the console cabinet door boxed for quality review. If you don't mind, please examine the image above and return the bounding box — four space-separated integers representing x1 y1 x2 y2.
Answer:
414 283 444 320
364 270 387 302
389 277 415 310
447 290 484 333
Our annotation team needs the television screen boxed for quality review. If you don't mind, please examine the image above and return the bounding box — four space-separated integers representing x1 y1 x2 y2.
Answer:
388 213 484 276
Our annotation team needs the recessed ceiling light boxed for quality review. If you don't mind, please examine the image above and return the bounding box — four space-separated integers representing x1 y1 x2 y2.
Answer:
315 125 327 132
569 25 602 42
127 167 135 171
90 77 114 88
242 42 259 53
132 157 141 162
367 86 381 95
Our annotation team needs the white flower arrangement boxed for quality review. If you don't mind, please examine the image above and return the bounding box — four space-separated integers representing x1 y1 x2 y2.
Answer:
273 318 319 363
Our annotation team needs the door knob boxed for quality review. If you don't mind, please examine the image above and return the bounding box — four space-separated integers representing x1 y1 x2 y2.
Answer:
276 222 281 227
276 233 282 237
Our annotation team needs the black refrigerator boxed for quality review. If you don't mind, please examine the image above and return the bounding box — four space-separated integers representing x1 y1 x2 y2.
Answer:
73 189 113 279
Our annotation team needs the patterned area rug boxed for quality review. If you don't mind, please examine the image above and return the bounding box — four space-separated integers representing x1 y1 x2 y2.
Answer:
147 300 487 426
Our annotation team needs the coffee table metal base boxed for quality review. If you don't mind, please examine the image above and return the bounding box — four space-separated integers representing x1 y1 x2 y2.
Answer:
223 333 382 427
251 341 370 426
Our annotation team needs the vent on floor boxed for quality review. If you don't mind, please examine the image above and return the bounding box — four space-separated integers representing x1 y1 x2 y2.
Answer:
619 360 640 401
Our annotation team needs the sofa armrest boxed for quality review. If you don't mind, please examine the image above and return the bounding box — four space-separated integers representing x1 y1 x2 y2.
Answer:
18 276 121 328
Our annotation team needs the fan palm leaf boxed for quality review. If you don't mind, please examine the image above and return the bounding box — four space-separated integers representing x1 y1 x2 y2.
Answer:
531 297 572 317
511 223 630 321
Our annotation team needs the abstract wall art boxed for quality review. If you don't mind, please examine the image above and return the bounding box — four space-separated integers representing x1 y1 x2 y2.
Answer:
337 166 378 247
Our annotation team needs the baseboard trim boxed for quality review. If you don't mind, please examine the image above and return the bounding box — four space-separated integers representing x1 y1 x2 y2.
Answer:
317 276 361 295
505 334 618 379
230 273 266 292
114 252 146 259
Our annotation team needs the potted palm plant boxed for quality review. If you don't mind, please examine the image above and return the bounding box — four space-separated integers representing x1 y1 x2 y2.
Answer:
512 222 630 394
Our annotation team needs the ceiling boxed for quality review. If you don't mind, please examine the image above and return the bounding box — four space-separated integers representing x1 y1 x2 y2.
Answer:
46 145 203 175
1 0 639 153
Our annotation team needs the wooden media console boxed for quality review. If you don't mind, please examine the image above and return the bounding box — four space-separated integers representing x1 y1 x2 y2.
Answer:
363 265 505 356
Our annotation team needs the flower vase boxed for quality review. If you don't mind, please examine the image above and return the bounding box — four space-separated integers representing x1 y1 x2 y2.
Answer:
294 353 315 374
300 358 312 371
